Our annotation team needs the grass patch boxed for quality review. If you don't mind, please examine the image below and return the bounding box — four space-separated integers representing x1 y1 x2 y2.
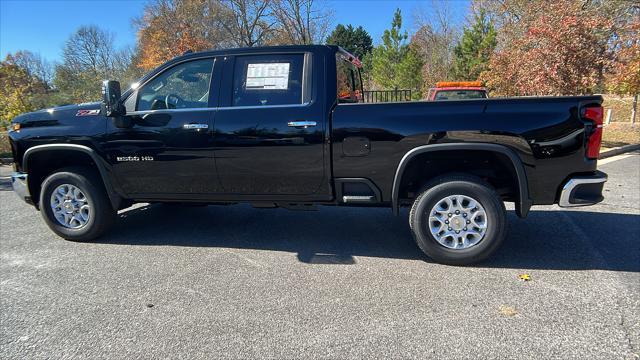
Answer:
602 123 640 149
602 95 637 123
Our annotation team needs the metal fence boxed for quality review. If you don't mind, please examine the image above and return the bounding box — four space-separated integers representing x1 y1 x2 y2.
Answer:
363 89 413 103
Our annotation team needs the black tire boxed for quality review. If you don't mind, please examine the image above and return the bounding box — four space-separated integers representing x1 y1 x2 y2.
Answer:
39 166 116 241
409 174 507 265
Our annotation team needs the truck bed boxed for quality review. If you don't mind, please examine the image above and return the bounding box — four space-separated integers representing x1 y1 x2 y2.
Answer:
331 95 603 205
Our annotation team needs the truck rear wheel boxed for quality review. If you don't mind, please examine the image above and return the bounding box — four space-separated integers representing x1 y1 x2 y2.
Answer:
409 175 507 265
40 167 116 241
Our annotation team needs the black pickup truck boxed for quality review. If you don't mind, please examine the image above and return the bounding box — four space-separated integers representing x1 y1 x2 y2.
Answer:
8 45 607 265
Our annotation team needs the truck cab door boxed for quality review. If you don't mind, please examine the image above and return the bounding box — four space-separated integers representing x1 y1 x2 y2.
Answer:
104 56 222 197
213 53 331 200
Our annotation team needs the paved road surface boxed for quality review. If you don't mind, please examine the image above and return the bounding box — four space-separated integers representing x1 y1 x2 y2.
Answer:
1 153 638 359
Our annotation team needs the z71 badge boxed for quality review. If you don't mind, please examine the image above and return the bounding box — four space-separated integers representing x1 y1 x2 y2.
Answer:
76 109 100 116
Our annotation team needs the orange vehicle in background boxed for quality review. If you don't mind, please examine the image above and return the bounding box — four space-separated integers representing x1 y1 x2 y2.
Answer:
426 81 488 101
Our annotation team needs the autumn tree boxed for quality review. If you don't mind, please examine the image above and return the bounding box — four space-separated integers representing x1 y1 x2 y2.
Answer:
136 0 227 70
219 0 275 47
480 1 612 95
0 60 35 127
0 54 52 127
135 0 333 71
607 35 639 96
411 2 459 91
604 3 640 95
8 51 54 88
269 0 332 45
54 25 134 102
477 0 639 96
451 9 496 81
371 8 423 98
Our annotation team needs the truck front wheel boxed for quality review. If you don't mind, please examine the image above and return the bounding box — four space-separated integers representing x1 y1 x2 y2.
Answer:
40 167 116 241
409 175 507 265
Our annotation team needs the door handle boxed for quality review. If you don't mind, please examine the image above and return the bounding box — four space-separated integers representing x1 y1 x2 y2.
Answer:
183 123 209 130
287 121 317 128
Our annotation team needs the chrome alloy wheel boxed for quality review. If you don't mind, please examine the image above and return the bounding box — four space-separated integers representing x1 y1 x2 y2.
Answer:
428 194 488 250
50 184 91 229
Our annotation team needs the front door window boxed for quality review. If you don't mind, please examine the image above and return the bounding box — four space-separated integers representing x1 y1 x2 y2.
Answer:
137 58 214 111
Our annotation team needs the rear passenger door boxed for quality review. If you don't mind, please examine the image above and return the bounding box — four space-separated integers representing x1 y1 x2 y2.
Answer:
213 52 329 199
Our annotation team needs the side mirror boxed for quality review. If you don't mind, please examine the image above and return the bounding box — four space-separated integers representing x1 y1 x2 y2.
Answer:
101 80 125 117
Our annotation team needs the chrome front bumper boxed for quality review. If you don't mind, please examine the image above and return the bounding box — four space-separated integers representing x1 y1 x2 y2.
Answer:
11 172 32 204
558 171 607 207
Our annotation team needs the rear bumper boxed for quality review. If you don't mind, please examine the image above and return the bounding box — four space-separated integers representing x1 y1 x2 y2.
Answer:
558 171 607 207
11 172 33 205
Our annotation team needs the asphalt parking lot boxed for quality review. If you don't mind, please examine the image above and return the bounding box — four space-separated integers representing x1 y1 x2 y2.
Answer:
1 153 639 359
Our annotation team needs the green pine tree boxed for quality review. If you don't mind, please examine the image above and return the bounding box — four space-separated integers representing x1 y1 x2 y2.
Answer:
326 24 373 60
372 9 423 98
327 24 375 87
451 9 497 81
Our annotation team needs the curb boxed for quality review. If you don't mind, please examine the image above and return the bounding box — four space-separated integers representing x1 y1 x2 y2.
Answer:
0 158 12 165
599 144 640 159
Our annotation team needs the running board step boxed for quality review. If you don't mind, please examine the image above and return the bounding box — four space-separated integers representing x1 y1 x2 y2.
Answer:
279 203 317 211
342 195 376 203
251 203 318 211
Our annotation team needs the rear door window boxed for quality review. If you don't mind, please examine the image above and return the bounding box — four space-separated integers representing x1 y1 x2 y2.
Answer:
232 54 305 107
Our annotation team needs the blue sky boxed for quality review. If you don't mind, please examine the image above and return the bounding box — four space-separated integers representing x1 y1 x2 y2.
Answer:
1 0 470 63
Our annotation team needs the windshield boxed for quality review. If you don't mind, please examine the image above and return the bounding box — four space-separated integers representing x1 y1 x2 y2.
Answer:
434 90 487 100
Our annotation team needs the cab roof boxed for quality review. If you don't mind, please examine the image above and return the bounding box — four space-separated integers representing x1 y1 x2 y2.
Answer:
171 44 361 68
173 44 341 61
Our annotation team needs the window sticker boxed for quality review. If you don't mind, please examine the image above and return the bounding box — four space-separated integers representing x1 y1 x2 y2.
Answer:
246 63 290 90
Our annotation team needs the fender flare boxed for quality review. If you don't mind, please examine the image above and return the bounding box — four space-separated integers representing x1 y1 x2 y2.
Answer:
23 144 122 210
391 143 533 218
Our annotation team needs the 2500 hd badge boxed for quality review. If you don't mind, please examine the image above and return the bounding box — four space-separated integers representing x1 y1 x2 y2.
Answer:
116 156 154 162
8 45 607 266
